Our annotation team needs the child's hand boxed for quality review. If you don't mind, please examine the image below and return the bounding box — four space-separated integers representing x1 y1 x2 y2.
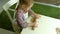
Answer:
28 23 37 28
34 14 40 19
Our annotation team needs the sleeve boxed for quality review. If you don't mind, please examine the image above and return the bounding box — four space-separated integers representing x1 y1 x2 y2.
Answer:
17 11 28 28
18 17 28 28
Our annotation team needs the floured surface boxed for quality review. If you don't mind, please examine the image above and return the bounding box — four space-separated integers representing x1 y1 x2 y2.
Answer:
21 15 60 34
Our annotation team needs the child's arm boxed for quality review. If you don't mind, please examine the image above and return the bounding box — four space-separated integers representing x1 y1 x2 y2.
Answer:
16 10 28 28
16 10 36 28
28 9 40 18
28 9 35 17
28 9 40 30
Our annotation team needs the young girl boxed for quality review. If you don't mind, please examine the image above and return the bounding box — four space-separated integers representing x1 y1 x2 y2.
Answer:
15 0 40 34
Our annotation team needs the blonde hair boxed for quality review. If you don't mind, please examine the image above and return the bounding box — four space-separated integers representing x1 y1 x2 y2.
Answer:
16 0 34 10
19 0 34 6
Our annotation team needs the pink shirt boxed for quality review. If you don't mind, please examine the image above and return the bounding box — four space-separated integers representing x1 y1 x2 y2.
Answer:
16 10 28 28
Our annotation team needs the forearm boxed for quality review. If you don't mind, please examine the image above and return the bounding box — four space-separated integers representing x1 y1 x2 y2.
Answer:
28 9 36 17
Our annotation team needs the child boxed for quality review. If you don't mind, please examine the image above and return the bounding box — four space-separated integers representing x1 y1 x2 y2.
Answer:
15 0 40 34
